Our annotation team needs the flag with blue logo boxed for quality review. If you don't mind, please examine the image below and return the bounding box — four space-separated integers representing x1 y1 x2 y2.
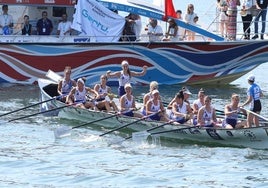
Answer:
72 0 125 42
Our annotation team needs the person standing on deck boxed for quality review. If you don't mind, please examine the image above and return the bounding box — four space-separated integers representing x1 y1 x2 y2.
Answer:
0 5 13 35
184 4 197 41
57 66 77 103
106 60 147 97
241 75 263 127
176 10 186 40
252 0 268 40
57 13 72 37
226 0 241 40
21 15 32 36
217 0 229 38
147 18 164 42
241 0 254 40
36 11 53 35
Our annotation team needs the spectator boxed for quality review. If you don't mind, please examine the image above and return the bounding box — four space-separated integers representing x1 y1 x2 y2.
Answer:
57 13 72 36
217 0 229 38
176 10 186 40
36 11 53 35
163 18 179 41
241 0 253 40
184 4 197 41
147 18 163 42
0 5 13 35
252 0 268 40
226 0 241 40
21 15 32 36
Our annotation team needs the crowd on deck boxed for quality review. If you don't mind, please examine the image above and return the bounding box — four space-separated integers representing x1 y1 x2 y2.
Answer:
57 62 263 129
2 1 267 42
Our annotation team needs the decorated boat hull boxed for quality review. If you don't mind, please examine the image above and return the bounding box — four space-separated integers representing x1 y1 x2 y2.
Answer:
2 40 267 85
38 78 268 149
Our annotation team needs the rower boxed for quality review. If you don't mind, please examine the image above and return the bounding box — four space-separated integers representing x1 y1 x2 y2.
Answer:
66 78 99 110
57 66 76 103
119 83 143 117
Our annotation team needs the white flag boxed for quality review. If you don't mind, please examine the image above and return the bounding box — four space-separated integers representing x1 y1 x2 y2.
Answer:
72 0 125 42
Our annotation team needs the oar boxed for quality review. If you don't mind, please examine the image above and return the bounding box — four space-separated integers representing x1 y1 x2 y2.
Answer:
0 96 61 118
99 111 160 137
0 103 71 124
123 120 174 141
54 112 119 138
243 108 268 122
46 69 63 82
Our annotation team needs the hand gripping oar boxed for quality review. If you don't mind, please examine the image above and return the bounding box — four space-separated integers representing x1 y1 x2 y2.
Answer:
54 112 119 139
0 96 60 118
99 111 160 137
0 103 70 124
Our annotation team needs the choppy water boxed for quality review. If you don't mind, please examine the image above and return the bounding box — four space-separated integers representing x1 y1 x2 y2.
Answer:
1 64 268 187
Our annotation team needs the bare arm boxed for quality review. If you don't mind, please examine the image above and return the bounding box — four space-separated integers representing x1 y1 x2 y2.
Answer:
57 80 63 95
106 70 121 78
130 66 148 77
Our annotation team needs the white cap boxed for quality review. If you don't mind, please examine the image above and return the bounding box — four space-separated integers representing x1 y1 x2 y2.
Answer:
152 89 159 95
77 78 85 85
247 75 255 82
182 87 192 95
121 60 129 66
124 83 132 89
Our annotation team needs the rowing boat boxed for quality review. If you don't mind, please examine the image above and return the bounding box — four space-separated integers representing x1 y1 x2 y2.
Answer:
38 78 268 150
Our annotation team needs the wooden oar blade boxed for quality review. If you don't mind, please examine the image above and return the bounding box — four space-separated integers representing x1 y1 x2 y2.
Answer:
54 126 72 139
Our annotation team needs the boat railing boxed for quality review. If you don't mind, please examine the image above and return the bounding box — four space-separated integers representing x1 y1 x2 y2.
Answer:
206 8 268 41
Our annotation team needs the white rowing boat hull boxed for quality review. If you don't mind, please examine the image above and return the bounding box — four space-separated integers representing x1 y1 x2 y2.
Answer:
38 78 268 149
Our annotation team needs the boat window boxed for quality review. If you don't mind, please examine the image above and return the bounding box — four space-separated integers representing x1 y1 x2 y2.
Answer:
53 7 66 17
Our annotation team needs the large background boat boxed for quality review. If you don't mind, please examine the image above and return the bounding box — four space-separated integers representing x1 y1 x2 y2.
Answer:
0 0 267 85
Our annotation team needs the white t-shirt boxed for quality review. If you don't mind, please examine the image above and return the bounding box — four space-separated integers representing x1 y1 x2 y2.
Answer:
148 25 163 41
57 21 72 36
0 14 13 35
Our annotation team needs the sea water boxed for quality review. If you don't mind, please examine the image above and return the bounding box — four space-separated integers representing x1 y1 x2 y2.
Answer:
1 63 268 187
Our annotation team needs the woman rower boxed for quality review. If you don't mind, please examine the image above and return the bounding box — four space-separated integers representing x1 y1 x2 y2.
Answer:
119 83 143 117
192 88 205 125
57 66 76 103
94 75 118 112
145 89 169 122
141 81 159 115
197 96 218 127
170 90 193 124
222 93 247 129
66 78 99 109
106 60 147 97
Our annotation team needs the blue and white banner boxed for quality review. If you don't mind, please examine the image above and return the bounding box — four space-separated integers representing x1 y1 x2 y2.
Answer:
72 0 125 42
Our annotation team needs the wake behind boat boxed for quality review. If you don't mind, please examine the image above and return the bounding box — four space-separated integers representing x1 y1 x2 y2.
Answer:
0 0 268 85
38 78 268 150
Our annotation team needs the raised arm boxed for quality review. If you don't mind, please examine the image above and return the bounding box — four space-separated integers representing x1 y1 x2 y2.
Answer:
130 65 148 77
